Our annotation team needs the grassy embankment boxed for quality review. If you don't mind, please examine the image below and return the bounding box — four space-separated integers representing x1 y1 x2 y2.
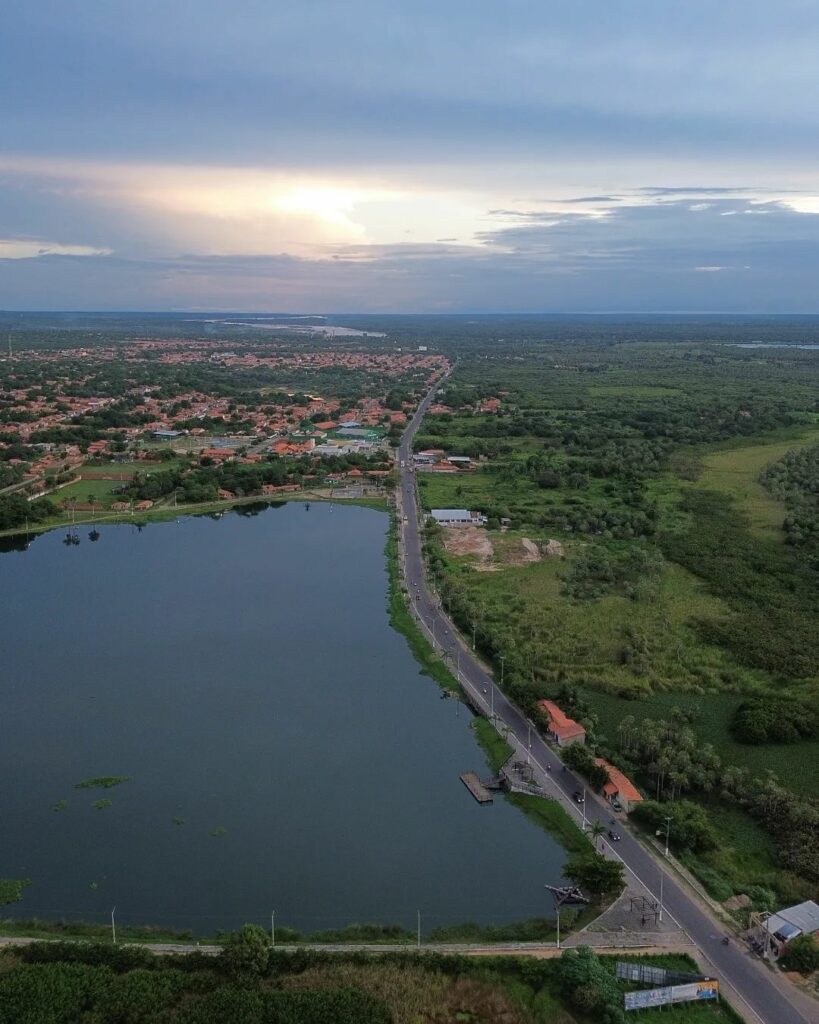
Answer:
0 943 745 1024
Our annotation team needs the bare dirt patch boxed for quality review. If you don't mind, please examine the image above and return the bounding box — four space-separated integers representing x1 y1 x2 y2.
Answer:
441 525 495 561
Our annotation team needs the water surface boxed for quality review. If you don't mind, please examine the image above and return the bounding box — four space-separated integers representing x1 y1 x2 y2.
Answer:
0 504 564 935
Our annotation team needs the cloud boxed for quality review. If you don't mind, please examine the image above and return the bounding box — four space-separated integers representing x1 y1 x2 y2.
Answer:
0 239 111 260
3 2 819 309
3 199 819 313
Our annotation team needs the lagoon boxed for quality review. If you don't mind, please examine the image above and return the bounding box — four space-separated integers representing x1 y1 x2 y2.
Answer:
0 503 564 936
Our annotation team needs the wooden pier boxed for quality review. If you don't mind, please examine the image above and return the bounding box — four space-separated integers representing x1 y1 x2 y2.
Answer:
460 771 493 804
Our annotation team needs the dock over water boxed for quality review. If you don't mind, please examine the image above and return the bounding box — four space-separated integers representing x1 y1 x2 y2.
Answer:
460 771 493 804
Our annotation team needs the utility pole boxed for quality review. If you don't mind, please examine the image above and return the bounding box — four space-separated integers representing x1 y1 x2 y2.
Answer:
664 815 671 858
417 910 421 949
271 911 275 947
582 788 587 830
499 654 505 688
111 907 116 945
527 720 531 766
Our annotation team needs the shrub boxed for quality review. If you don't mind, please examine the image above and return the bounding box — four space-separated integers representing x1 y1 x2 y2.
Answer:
780 935 819 974
218 924 270 980
731 697 819 745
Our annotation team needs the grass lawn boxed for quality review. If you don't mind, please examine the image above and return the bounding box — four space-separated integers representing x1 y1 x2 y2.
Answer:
691 426 819 538
508 793 593 859
51 476 124 509
473 717 513 772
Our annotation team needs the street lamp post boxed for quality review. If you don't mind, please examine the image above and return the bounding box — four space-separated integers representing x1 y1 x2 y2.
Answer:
545 884 587 951
656 816 671 923
499 654 505 688
527 720 531 766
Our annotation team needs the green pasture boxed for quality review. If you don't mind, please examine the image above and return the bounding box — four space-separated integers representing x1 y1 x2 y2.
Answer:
692 426 819 538
52 477 124 509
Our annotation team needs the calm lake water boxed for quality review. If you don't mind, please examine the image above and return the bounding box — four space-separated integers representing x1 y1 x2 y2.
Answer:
0 503 565 936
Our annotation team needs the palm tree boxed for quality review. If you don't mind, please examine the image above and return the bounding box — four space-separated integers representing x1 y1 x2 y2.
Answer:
589 821 607 851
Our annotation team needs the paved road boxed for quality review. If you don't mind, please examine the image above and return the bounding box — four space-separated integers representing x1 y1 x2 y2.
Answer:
0 935 690 957
395 375 814 1024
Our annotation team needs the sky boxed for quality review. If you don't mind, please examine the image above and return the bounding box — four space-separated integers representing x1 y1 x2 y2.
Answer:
2 1 819 312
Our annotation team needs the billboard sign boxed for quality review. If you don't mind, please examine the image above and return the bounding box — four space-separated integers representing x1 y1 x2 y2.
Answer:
625 980 719 1011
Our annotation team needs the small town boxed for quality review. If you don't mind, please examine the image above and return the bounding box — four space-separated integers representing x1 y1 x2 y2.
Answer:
0 340 456 528
2 2 819 1023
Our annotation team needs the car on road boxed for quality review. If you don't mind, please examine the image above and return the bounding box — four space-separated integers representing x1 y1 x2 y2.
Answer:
573 791 584 803
608 830 621 841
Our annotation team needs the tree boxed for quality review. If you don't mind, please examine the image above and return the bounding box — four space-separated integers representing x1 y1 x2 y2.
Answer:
631 799 717 854
589 821 607 851
565 854 624 899
218 924 270 980
553 946 625 1023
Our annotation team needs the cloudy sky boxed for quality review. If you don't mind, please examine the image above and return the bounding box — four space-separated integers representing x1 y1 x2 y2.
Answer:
2 1 819 312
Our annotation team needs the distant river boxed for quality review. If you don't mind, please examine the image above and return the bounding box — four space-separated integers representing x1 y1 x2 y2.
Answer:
0 504 564 936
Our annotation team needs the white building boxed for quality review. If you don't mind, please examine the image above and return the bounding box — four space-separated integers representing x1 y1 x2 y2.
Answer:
429 509 487 526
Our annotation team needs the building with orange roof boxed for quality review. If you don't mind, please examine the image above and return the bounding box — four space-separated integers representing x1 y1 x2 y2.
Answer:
537 699 586 747
594 757 643 813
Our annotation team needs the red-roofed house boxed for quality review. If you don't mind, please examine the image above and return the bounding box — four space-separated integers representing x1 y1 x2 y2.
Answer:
537 700 586 747
594 758 643 813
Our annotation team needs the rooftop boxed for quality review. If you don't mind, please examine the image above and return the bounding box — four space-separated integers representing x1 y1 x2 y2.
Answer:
764 900 819 940
595 757 643 804
537 699 586 740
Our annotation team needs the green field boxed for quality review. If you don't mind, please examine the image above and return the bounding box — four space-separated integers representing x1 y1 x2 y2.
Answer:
51 477 126 509
692 427 819 538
